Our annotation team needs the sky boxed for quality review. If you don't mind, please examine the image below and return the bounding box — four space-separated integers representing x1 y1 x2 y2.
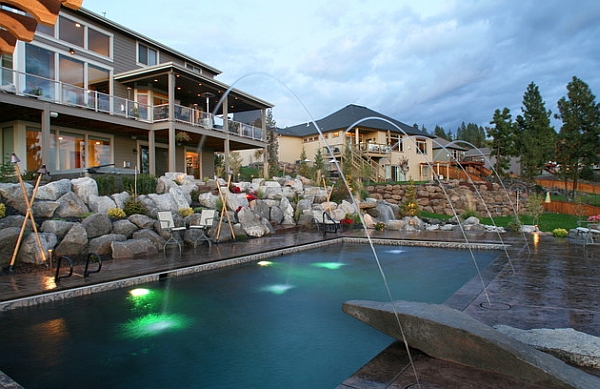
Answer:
81 0 600 133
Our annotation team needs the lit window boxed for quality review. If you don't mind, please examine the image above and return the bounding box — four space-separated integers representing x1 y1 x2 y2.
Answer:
59 16 84 47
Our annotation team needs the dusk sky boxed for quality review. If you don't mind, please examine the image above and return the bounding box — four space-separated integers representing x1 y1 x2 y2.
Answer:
82 0 600 133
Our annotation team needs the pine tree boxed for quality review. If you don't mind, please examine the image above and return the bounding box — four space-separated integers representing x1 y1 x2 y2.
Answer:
265 109 279 178
555 76 600 196
515 82 555 182
434 125 450 140
487 108 515 176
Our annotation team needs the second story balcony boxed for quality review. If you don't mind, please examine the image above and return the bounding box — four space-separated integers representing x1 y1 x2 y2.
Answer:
0 66 266 142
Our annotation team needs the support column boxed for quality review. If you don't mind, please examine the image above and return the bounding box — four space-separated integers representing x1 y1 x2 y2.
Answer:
167 71 176 172
222 95 230 178
262 108 268 178
148 130 156 176
41 104 51 169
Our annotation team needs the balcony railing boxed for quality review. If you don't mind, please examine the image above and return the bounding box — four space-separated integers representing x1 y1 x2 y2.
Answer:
0 67 266 142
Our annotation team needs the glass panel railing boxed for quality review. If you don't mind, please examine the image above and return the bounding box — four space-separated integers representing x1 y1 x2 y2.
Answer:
0 66 269 141
154 104 169 121
62 83 86 107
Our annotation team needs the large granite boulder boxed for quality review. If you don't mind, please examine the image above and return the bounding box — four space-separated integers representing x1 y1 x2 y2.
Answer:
111 238 158 259
55 192 89 218
128 214 156 229
0 227 20 266
36 179 71 200
54 223 88 258
71 176 98 204
82 213 113 239
112 219 139 238
41 220 76 238
88 234 127 255
132 229 165 251
32 201 60 218
19 232 57 264
88 194 116 214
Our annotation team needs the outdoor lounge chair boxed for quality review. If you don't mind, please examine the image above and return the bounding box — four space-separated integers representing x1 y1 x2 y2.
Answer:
575 224 600 246
158 211 187 255
190 209 216 248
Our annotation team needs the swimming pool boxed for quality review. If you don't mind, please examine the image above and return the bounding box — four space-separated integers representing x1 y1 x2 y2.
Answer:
0 243 498 389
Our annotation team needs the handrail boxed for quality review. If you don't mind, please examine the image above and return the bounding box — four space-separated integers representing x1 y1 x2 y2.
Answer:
0 66 267 142
83 253 102 278
54 256 74 283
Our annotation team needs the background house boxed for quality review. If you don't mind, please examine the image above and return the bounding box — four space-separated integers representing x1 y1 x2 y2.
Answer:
275 104 435 182
0 5 272 179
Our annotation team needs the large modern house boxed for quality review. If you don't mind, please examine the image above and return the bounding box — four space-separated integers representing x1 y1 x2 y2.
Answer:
277 104 435 181
0 4 272 179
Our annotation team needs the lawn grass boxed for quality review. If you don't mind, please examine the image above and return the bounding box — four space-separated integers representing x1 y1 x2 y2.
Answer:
419 210 579 232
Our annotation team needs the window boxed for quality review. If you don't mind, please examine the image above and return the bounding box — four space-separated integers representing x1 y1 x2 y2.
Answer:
89 136 110 166
25 44 55 98
389 134 403 152
36 23 54 36
88 28 110 57
59 16 84 47
416 138 427 155
138 43 158 66
185 63 202 74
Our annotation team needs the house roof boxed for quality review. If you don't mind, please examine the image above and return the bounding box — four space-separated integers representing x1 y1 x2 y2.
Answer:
432 137 468 151
277 104 433 138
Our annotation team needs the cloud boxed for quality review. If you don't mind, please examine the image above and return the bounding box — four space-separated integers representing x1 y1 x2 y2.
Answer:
83 0 600 133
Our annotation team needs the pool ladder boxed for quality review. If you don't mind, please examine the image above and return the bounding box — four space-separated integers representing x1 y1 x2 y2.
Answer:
54 253 102 283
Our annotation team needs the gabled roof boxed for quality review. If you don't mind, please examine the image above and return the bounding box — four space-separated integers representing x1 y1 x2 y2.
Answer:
278 104 433 138
432 137 468 151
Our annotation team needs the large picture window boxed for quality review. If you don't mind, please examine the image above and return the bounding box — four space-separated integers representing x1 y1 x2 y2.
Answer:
58 16 111 58
25 44 55 98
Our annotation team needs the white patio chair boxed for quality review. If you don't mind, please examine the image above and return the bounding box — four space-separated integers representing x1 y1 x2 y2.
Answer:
190 209 216 248
158 211 187 255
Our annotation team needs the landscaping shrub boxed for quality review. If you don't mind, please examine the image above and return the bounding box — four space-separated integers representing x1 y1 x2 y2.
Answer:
107 207 126 219
552 228 569 237
123 197 147 216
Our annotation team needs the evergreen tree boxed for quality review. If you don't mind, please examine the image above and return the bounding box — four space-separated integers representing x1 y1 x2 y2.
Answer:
265 109 279 178
555 76 600 196
487 108 515 176
456 122 486 148
312 147 326 183
514 82 555 182
434 125 450 140
298 147 311 177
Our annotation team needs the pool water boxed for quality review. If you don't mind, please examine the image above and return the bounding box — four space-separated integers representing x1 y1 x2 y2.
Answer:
0 243 498 389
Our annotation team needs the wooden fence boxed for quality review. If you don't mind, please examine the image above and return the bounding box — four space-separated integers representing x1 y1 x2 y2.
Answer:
544 201 600 217
536 178 600 196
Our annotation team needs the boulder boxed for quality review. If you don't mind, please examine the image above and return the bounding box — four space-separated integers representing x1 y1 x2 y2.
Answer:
88 234 127 255
71 177 98 204
111 192 130 209
41 220 76 238
198 192 218 209
0 215 27 230
82 213 113 239
169 186 190 209
111 238 158 259
128 214 156 229
88 194 116 214
32 201 59 218
0 227 20 266
54 224 88 258
19 232 57 264
36 179 71 200
148 193 178 212
279 197 295 225
112 219 139 238
132 229 165 251
270 206 283 224
55 192 89 218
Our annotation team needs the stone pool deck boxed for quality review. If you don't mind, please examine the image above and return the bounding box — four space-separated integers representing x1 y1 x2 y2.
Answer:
1 227 599 388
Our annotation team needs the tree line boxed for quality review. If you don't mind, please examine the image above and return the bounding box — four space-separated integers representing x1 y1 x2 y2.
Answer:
416 76 600 192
